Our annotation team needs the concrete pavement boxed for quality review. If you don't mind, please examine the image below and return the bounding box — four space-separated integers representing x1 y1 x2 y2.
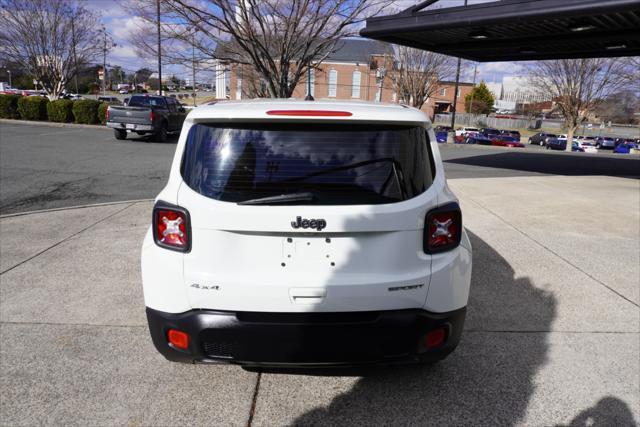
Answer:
1 173 638 426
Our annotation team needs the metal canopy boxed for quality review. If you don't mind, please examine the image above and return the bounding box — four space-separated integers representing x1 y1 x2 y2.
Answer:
360 0 640 62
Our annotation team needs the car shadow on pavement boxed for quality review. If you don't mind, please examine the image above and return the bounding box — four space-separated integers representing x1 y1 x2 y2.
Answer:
555 397 637 427
286 231 557 426
444 151 640 179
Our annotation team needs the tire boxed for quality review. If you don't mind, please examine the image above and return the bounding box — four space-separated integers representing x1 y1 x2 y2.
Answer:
539 141 544 146
596 143 601 149
155 121 168 142
546 145 550 150
114 129 126 140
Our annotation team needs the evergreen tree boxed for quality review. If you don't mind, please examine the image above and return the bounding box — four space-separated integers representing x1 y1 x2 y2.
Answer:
465 81 495 114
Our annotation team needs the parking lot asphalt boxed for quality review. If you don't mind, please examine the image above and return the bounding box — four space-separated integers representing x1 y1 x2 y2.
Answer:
0 123 176 215
1 122 639 426
1 122 639 214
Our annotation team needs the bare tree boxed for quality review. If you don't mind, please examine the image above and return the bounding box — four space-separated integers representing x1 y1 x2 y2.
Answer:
124 0 391 98
527 58 630 151
391 46 457 110
0 0 102 99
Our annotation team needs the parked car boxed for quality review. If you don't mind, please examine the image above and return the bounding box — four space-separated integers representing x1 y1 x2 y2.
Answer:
479 127 501 137
433 125 451 143
545 137 567 151
98 96 122 106
547 137 586 152
614 138 636 148
595 136 615 149
119 88 130 94
22 90 46 97
454 127 479 143
61 92 83 100
500 129 521 140
106 95 187 141
473 134 496 145
574 140 598 153
490 135 524 148
462 134 491 144
528 132 557 146
454 127 479 137
141 100 472 367
614 141 639 154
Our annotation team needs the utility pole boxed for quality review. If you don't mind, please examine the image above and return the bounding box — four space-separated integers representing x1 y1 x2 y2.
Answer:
191 28 196 106
156 0 163 96
71 20 79 94
102 26 107 96
7 70 11 87
450 0 468 130
468 63 478 115
305 66 314 101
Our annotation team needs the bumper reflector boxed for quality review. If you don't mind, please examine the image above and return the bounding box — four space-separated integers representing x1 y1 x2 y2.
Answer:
425 328 446 349
168 329 189 350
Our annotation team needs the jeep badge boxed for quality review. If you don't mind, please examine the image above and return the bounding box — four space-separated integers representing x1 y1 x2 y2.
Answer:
291 216 326 231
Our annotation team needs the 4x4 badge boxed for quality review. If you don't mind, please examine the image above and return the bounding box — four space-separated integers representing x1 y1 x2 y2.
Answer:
291 216 326 231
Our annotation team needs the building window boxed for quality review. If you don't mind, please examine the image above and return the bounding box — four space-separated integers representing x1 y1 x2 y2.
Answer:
328 69 337 97
351 71 361 98
457 88 461 98
305 69 315 97
439 88 446 97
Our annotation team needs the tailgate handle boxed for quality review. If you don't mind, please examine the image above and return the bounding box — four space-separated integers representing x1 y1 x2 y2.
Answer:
289 288 326 304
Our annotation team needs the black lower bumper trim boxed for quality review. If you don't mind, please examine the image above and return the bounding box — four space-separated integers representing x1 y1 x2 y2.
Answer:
146 307 466 366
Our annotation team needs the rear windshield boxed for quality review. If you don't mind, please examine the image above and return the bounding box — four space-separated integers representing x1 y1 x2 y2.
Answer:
127 96 165 107
181 123 433 205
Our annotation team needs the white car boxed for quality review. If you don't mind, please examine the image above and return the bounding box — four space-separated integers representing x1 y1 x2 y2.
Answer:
575 140 598 153
455 126 479 137
141 100 472 367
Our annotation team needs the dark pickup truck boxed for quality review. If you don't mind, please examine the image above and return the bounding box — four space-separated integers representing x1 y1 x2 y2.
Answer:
106 95 187 141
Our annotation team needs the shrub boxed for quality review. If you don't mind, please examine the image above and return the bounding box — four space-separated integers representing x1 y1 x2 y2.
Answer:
72 99 101 124
17 96 49 121
0 94 21 119
98 102 109 125
47 99 74 123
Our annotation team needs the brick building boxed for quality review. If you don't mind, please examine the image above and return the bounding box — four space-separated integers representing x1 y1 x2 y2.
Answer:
224 38 473 117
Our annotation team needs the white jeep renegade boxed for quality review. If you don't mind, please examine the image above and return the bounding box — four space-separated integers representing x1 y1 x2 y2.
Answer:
142 100 472 367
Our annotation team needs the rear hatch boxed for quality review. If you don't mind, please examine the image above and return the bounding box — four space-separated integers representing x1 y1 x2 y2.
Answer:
177 121 438 312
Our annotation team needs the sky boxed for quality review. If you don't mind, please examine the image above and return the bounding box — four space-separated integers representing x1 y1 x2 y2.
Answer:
85 0 521 85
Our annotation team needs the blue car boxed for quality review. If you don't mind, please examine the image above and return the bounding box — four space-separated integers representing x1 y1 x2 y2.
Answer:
614 142 638 154
464 134 492 145
435 131 448 143
433 126 452 143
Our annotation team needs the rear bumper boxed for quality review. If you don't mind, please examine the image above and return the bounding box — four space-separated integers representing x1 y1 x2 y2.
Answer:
146 306 466 367
106 122 154 131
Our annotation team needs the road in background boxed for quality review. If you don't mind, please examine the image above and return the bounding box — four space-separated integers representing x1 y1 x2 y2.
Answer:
1 123 639 215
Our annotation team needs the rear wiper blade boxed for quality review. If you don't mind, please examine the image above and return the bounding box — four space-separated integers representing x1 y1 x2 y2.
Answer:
237 192 315 205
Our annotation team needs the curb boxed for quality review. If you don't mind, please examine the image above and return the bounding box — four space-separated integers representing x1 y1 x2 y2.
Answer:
0 199 154 219
0 118 105 130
